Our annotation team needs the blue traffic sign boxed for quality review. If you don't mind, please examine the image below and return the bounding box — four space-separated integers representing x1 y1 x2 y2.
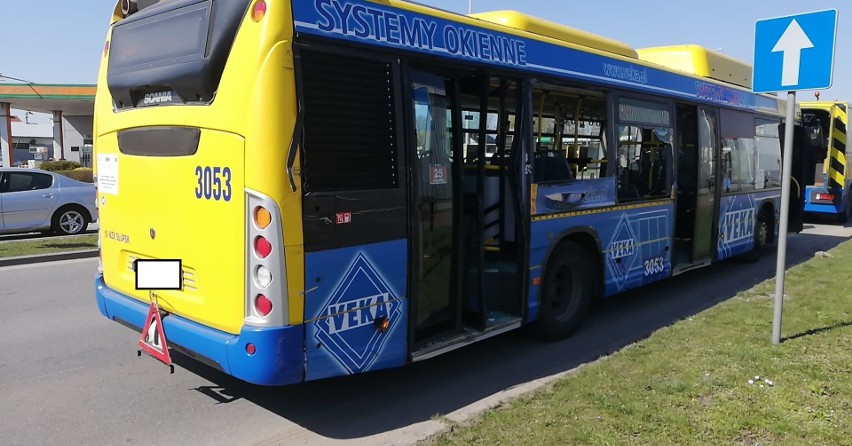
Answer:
753 9 838 93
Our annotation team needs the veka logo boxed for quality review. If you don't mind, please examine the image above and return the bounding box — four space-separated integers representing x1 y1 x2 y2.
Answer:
721 208 755 243
607 213 639 288
142 91 172 105
315 253 402 374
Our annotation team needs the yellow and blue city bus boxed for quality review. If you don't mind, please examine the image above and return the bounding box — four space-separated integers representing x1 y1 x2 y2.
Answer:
800 101 850 221
94 0 811 385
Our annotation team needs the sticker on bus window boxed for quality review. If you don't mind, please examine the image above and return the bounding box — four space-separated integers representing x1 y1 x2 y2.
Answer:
430 164 448 185
97 154 119 195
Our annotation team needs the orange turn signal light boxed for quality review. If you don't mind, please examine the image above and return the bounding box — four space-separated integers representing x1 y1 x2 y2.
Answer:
532 277 542 286
254 206 272 229
375 316 390 333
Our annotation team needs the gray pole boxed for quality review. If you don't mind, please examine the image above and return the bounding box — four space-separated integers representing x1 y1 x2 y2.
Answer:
773 91 797 344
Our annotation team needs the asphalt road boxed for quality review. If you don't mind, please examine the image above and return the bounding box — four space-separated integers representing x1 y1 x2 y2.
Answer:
1 221 850 446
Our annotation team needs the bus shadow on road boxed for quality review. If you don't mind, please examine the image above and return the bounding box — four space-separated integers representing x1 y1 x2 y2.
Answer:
179 229 850 441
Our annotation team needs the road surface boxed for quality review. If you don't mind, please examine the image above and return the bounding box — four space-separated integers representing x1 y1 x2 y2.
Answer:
0 222 849 446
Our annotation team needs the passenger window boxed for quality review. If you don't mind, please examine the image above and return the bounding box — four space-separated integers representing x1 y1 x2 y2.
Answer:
722 137 756 192
531 83 608 183
5 173 53 193
617 126 673 199
616 97 673 200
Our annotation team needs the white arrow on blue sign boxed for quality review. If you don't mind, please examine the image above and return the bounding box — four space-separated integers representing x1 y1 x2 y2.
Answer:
753 9 838 93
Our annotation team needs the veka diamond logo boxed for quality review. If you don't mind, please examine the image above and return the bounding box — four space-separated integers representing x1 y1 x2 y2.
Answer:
607 213 639 288
315 253 402 374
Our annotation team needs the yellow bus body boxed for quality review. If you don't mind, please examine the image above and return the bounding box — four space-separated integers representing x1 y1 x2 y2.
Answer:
95 1 303 334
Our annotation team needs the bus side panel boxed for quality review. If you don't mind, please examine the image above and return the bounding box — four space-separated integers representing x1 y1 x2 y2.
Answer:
717 191 779 260
527 202 673 322
303 239 408 381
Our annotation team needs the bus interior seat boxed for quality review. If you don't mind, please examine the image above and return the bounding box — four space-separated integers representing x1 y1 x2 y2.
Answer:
534 150 574 182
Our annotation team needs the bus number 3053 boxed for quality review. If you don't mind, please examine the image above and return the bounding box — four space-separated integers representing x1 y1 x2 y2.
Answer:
195 166 232 201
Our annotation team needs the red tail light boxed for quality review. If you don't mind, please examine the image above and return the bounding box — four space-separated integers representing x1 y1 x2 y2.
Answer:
255 294 273 316
254 236 272 258
817 193 835 201
252 0 267 21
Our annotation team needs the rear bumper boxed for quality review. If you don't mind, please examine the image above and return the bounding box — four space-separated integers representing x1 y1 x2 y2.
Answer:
804 187 844 215
95 274 304 386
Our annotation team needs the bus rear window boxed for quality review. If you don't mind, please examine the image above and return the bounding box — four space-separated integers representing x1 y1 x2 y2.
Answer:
107 0 252 109
108 3 209 76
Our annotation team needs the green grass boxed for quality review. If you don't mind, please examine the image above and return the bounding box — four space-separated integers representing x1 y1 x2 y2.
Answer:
0 234 98 258
425 242 852 446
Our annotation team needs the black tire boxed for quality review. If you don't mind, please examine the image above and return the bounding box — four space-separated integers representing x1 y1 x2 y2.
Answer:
529 240 595 341
740 209 770 263
51 205 88 236
837 204 850 224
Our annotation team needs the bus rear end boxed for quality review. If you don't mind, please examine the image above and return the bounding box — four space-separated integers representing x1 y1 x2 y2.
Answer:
801 101 850 221
94 0 305 385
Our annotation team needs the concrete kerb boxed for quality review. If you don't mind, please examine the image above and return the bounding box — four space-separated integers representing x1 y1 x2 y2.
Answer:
0 249 98 267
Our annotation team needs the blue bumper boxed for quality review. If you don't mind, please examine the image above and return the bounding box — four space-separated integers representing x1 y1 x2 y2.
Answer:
804 201 843 215
95 275 304 386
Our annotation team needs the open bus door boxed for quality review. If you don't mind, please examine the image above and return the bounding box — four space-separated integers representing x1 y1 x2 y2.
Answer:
782 118 825 233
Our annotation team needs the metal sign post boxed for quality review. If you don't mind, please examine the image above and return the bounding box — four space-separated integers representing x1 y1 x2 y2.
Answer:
753 9 838 344
773 91 796 344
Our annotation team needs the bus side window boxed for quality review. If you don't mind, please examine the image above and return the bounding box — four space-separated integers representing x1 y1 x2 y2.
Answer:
615 97 673 201
617 125 673 199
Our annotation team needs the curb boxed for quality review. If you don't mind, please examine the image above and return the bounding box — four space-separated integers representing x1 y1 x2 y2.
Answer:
0 249 99 267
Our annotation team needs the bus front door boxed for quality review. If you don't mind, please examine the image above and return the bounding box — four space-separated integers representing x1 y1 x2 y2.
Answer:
674 105 719 270
410 70 466 345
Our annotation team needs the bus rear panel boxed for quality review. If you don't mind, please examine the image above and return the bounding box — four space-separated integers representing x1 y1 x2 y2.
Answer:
94 0 305 385
801 101 850 220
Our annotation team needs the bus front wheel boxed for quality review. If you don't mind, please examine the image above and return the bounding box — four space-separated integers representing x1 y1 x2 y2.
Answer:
530 241 595 341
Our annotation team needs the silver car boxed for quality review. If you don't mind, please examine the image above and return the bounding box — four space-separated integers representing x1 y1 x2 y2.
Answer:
0 168 97 236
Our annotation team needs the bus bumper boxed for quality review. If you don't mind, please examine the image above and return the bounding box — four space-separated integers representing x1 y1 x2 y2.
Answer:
804 201 843 215
95 274 304 386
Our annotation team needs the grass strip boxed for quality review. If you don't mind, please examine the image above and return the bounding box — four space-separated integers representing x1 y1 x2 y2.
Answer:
0 234 98 259
427 242 852 446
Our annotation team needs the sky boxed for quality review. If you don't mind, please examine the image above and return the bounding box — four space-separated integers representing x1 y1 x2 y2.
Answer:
0 0 849 103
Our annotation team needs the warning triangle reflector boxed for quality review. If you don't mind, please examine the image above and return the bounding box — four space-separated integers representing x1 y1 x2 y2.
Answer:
138 301 172 366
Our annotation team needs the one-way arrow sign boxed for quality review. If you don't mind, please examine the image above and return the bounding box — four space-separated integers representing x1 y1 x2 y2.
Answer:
771 19 814 86
753 9 837 93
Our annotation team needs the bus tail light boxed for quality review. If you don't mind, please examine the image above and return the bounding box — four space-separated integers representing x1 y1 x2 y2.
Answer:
245 190 289 327
254 236 272 258
255 265 273 288
254 206 271 229
252 0 267 22
255 294 273 316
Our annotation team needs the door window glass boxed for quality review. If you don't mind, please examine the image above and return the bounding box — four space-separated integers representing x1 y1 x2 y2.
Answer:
5 173 53 192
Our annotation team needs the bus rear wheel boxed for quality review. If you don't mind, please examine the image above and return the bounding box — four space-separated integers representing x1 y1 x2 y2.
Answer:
740 210 770 263
530 240 594 341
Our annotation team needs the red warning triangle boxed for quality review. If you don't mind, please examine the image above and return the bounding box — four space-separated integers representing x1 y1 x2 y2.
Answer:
138 301 172 366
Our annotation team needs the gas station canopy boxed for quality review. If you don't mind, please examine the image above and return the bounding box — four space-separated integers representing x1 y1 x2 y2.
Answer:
0 84 96 115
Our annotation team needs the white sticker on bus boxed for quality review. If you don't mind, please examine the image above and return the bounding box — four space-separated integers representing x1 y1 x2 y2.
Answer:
97 154 119 195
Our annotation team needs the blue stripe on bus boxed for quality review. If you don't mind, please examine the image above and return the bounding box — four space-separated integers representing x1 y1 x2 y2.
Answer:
293 0 772 113
95 275 304 386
